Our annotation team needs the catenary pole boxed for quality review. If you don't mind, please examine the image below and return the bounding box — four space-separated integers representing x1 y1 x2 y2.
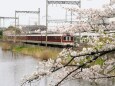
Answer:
46 0 48 47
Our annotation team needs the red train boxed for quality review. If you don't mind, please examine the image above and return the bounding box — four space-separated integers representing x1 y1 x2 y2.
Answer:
7 33 74 46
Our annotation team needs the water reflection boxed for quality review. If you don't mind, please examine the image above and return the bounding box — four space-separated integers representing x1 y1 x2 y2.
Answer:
0 48 38 86
61 78 115 86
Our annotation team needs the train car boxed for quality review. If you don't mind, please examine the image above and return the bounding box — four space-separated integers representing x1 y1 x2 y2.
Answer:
74 32 100 43
7 33 74 46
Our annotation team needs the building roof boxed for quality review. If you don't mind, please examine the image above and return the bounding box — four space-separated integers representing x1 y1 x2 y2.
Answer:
21 25 47 33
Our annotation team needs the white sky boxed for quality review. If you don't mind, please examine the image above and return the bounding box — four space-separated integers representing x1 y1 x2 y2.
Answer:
0 0 111 27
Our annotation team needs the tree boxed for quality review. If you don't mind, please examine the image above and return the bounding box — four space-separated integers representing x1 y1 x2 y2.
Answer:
21 4 115 86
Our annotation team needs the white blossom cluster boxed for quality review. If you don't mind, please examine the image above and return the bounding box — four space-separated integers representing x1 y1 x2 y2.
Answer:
21 70 49 86
50 5 115 34
21 59 57 85
21 41 115 85
21 4 115 86
58 48 73 58
74 65 103 80
103 58 115 74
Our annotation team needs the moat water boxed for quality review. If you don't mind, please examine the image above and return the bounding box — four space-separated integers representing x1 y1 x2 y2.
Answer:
0 47 115 86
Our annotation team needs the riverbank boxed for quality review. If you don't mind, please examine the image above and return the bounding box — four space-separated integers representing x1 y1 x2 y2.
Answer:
1 42 61 60
1 42 115 86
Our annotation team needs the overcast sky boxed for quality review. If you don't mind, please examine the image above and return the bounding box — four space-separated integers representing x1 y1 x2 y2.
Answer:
0 0 110 27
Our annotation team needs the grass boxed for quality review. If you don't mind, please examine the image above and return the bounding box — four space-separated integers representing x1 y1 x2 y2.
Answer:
0 42 61 61
1 42 12 50
12 44 61 60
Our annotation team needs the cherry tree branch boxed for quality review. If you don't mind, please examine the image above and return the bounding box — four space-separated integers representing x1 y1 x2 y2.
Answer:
55 48 115 86
52 47 115 72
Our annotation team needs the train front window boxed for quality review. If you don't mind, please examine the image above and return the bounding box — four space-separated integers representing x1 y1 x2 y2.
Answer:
63 36 73 41
67 37 69 41
66 36 71 41
69 36 72 41
69 37 71 41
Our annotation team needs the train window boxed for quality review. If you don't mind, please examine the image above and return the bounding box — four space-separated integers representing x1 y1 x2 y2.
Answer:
68 37 70 41
70 37 71 41
66 36 70 41
63 36 73 41
64 37 66 41
66 37 68 41
69 36 72 41
71 37 73 41
67 37 69 41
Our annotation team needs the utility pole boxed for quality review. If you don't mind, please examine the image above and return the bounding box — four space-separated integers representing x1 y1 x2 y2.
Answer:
0 19 1 28
110 0 112 5
18 16 19 28
3 18 5 28
65 9 67 22
15 11 16 28
79 0 81 44
14 10 17 43
15 9 40 34
45 0 80 46
71 9 72 24
46 0 48 47
38 8 40 25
